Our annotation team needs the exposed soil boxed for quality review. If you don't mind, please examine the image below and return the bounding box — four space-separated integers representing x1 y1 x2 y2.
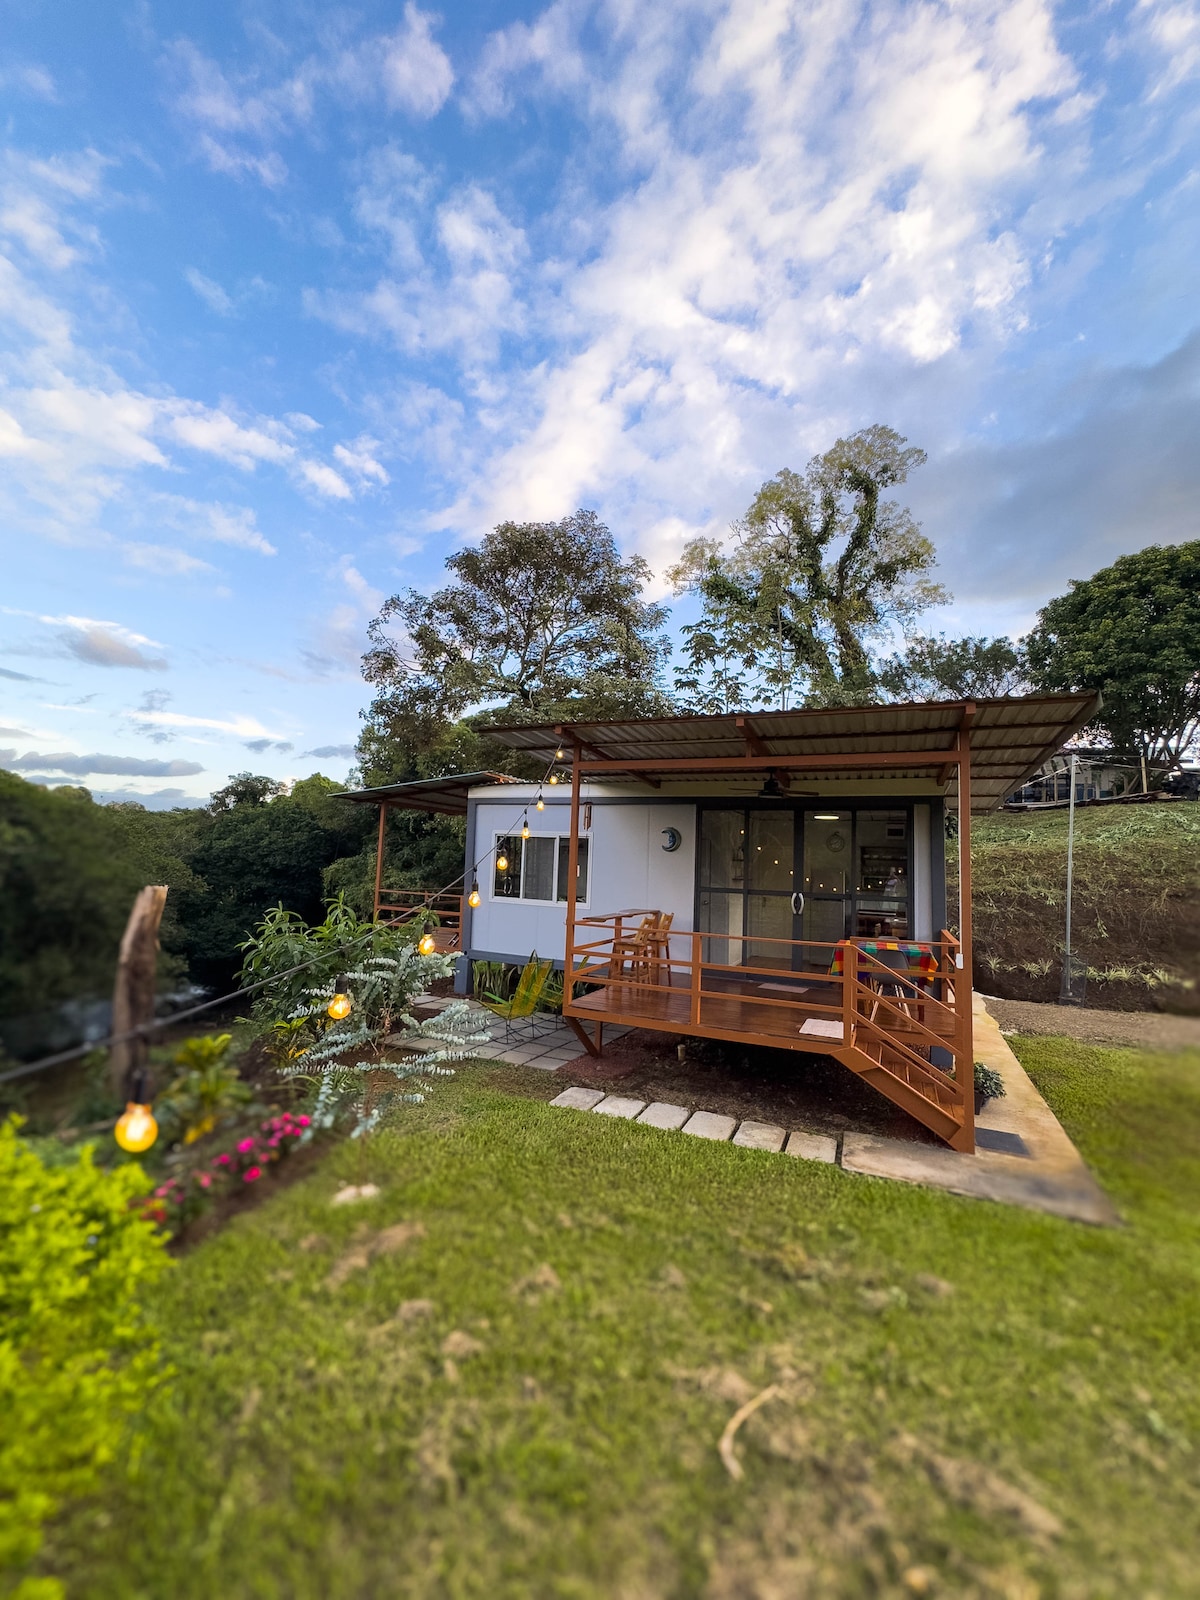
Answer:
982 994 1200 1052
553 1028 942 1146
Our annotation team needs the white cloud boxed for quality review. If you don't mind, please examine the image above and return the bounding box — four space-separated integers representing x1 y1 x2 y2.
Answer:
162 400 294 468
132 708 290 740
295 459 353 499
333 437 390 485
184 267 235 315
16 612 171 670
0 750 203 777
121 543 215 578
379 4 455 118
301 562 384 676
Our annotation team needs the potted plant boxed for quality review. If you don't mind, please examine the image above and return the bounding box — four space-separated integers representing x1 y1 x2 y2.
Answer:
974 1062 1006 1115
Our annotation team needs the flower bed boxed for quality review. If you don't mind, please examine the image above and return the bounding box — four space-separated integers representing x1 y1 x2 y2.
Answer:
138 1111 312 1231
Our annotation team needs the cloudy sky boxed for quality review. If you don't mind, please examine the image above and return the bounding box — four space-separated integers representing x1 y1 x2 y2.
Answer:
2 0 1197 806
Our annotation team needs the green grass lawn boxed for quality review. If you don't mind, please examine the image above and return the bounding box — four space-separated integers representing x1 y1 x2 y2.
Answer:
38 1039 1200 1599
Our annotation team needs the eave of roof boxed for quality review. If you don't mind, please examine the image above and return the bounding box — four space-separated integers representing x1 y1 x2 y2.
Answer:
333 771 520 816
485 693 1102 812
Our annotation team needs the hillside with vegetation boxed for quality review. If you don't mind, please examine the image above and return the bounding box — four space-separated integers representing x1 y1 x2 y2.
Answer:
954 803 1200 1014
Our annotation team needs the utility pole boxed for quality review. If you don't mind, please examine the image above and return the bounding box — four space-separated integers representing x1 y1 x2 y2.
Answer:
1060 753 1078 1005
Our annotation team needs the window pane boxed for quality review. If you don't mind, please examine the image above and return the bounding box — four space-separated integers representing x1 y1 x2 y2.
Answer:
746 892 792 967
699 889 744 967
493 836 522 898
803 811 850 895
854 811 908 899
854 901 909 940
556 838 589 902
523 836 556 901
699 810 746 889
747 810 793 891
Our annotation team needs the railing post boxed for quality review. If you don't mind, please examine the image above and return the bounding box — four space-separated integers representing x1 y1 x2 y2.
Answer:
372 802 387 922
842 938 855 1045
691 931 701 1025
563 736 581 1010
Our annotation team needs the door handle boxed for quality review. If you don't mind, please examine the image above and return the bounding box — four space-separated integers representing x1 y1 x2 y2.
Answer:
791 892 804 915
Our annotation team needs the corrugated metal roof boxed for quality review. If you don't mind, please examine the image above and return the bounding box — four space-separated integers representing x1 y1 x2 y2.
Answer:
333 771 521 815
486 694 1101 811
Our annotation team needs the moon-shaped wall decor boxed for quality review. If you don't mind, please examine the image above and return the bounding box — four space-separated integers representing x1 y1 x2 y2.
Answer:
661 827 682 852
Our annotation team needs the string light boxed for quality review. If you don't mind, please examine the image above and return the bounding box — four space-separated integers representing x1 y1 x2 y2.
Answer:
327 975 352 1020
549 775 558 785
496 851 509 872
114 1072 157 1153
468 881 481 908
555 747 565 759
418 923 437 956
522 813 530 840
536 797 545 811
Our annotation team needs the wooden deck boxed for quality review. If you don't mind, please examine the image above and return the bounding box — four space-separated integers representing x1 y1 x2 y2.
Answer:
564 919 975 1150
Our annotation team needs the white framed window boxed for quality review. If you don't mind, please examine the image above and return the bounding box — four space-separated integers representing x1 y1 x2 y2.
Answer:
492 834 589 904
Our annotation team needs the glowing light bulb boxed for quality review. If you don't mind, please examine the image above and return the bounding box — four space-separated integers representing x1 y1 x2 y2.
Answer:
522 818 530 839
496 852 509 872
549 774 558 786
555 747 565 759
468 881 481 908
327 992 352 1021
418 933 437 956
115 1101 158 1154
536 798 545 811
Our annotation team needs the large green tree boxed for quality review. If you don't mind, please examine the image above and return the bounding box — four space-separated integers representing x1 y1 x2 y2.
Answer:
877 634 1026 702
1024 541 1200 773
668 426 946 710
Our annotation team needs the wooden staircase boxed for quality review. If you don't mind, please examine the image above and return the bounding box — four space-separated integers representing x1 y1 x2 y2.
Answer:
833 1028 970 1150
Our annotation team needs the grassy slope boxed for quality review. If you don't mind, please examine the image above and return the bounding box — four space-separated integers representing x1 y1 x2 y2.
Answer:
960 804 1200 1011
39 1045 1200 1600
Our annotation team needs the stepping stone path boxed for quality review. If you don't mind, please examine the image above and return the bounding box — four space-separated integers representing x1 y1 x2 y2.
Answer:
548 1087 838 1164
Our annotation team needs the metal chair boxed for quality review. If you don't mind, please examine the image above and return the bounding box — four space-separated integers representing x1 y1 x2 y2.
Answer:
866 947 918 1024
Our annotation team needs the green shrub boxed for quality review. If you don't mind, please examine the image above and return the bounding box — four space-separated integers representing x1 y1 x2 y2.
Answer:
0 1118 171 1598
154 1034 252 1148
974 1061 1006 1102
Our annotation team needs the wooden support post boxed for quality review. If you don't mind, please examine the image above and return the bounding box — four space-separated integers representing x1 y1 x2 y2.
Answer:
373 803 387 922
109 886 168 1097
957 728 976 1153
842 940 855 1045
690 931 701 1025
564 740 582 1021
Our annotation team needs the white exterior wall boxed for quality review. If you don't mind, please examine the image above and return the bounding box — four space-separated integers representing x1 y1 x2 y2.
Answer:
467 795 697 964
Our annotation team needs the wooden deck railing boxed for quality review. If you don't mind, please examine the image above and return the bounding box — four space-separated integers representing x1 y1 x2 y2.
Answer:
375 889 463 951
565 914 972 1134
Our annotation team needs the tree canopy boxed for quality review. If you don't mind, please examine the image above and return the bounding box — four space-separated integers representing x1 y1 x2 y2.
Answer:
877 634 1026 703
668 426 945 711
1024 541 1200 770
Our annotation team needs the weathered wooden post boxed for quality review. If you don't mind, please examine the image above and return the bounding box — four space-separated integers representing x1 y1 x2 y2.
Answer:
109 886 168 1096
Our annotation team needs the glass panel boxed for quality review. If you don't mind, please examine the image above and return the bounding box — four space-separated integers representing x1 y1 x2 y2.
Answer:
523 836 556 901
854 901 908 940
802 896 847 966
854 811 908 899
746 893 793 967
803 811 851 895
747 810 794 892
699 810 746 889
699 889 744 968
556 838 589 902
493 835 522 898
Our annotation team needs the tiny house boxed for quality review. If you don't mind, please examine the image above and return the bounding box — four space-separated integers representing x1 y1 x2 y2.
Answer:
340 694 1098 1152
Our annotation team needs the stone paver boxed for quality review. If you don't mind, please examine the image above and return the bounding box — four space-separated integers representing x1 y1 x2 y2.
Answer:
784 1130 838 1163
732 1120 786 1153
549 1086 606 1110
593 1095 647 1119
636 1101 691 1131
681 1110 737 1141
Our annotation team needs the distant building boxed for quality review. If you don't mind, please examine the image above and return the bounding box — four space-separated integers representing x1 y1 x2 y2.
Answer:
1008 746 1199 807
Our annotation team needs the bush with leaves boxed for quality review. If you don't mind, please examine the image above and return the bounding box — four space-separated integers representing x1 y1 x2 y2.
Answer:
154 1033 252 1148
239 901 488 1137
0 1117 170 1599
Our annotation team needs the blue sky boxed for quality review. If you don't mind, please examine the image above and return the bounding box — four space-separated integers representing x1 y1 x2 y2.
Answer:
1 0 1197 806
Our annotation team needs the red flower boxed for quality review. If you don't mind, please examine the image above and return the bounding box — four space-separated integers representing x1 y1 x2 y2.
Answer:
243 1165 262 1183
237 1137 255 1154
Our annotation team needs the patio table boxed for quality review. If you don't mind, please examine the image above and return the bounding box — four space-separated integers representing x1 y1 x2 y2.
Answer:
829 940 939 981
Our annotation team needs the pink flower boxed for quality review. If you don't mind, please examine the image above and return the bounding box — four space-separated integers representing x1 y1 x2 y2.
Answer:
213 1153 232 1167
243 1165 262 1183
237 1137 254 1154
196 1172 212 1189
296 1115 311 1128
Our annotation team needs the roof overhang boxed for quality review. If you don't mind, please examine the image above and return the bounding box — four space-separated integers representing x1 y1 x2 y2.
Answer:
485 694 1102 813
333 771 521 816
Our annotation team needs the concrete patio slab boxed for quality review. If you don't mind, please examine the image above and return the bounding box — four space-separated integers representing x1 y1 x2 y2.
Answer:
732 1120 786 1152
839 997 1120 1226
784 1130 838 1164
594 1095 647 1119
636 1101 690 1131
550 1086 606 1111
682 1110 737 1141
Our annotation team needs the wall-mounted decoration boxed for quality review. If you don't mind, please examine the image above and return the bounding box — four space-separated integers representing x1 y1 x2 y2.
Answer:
661 827 682 853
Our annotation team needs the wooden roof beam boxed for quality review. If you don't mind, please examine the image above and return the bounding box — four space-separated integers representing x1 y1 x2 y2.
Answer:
577 747 956 775
736 716 770 757
555 727 661 788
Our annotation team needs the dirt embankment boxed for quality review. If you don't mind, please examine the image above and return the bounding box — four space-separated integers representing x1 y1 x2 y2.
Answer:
951 803 1200 1015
